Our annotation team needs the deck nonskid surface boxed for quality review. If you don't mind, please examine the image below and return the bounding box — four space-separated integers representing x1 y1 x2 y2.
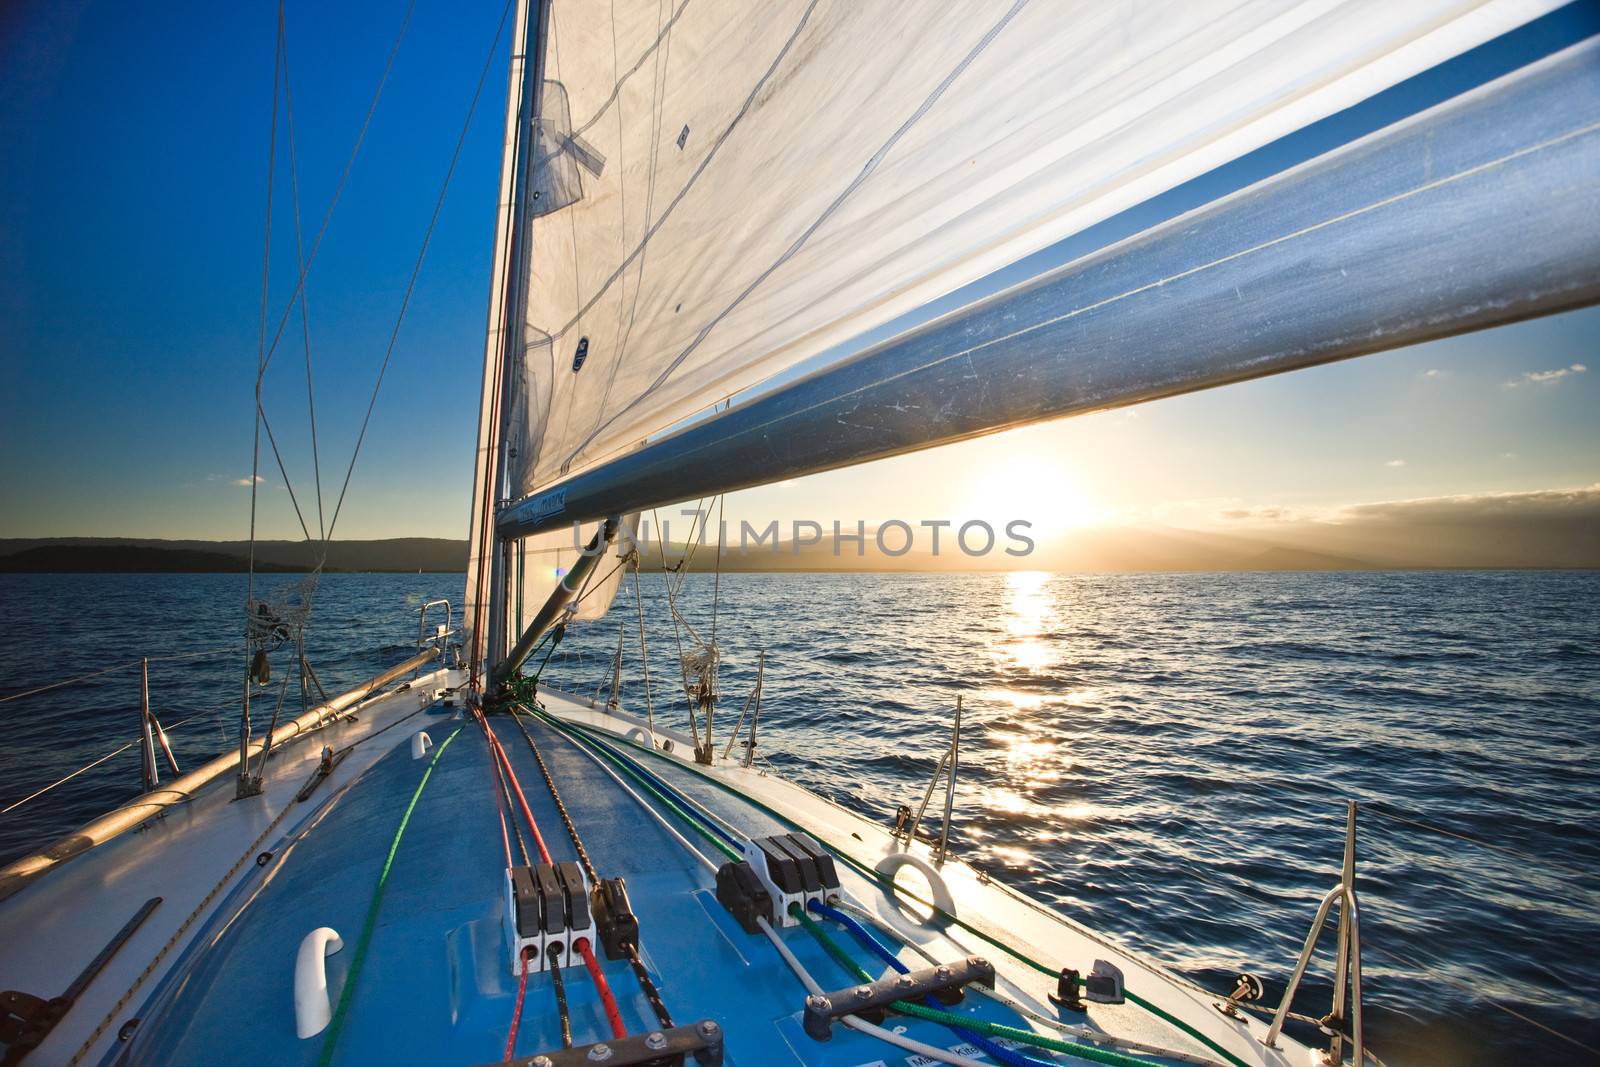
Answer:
113 697 1293 1066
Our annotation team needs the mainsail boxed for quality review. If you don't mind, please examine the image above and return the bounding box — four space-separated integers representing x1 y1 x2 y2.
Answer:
470 0 1568 672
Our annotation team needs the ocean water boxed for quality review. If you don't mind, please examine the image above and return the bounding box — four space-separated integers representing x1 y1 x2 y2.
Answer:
1 570 1596 1065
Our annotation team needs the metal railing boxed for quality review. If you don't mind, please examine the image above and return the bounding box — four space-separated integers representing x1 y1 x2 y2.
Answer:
1264 799 1363 1065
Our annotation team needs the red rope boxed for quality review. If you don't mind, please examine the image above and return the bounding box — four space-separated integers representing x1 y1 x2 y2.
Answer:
576 937 626 1040
476 709 553 864
505 948 532 1060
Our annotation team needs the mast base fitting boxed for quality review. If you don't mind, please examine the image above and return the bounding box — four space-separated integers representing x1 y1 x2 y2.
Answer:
714 861 773 934
499 1019 725 1067
741 833 839 928
591 876 639 960
505 861 594 975
802 956 996 1041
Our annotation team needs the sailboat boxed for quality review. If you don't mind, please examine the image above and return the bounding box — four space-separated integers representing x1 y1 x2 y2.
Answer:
3 2 1597 1065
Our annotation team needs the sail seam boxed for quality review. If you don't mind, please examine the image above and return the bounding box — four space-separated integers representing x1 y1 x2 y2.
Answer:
557 0 1033 476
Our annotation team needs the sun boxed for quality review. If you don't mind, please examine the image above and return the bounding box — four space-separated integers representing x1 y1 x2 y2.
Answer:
964 456 1098 539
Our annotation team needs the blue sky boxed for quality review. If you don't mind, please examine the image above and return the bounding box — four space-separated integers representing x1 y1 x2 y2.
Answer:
1 1 1596 543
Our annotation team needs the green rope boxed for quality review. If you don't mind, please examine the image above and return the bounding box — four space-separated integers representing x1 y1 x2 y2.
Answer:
494 625 565 708
528 705 741 864
316 725 463 1066
790 905 1161 1067
552 717 1251 1067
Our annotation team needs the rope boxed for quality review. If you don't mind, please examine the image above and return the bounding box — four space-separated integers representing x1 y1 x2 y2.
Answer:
505 949 532 1060
510 706 683 1032
316 725 462 1066
555 715 1254 1067
326 0 514 540
794 903 1161 1067
64 752 323 1066
508 707 596 883
826 898 1222 1067
551 951 574 1047
576 937 627 1039
540 715 737 863
476 711 553 864
624 942 674 1029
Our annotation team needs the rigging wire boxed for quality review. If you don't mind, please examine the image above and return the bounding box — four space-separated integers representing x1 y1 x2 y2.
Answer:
630 564 657 734
326 0 517 541
247 0 285 626
279 23 325 542
256 0 418 386
0 647 243 705
1360 940 1600 1057
0 709 216 816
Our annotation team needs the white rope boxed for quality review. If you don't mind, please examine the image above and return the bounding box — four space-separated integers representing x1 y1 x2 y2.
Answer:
827 897 1224 1066
756 915 990 1067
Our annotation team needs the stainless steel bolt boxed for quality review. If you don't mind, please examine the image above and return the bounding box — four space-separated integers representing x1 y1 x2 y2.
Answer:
531 1058 553 1067
935 966 952 981
587 1043 613 1061
897 974 915 988
854 985 873 1000
644 1031 668 1050
698 1019 720 1034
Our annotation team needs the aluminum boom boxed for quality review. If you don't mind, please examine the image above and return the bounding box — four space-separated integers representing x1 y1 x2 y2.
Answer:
498 39 1600 542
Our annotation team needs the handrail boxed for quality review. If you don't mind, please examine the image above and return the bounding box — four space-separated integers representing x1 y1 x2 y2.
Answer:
0 646 441 903
417 598 452 650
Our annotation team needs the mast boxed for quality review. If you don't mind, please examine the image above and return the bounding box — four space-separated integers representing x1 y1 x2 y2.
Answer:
467 0 546 686
497 39 1600 541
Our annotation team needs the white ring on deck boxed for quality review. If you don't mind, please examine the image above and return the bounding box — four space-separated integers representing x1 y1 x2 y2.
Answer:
411 731 433 759
874 850 956 922
294 927 344 1038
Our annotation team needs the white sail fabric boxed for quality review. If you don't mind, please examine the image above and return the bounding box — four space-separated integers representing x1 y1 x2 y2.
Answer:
510 515 639 636
508 0 1556 493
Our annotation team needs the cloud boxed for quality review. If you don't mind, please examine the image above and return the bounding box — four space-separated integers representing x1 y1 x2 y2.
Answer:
1331 484 1600 526
232 475 264 488
1385 459 1406 468
1218 506 1293 522
1422 368 1444 379
1504 362 1587 388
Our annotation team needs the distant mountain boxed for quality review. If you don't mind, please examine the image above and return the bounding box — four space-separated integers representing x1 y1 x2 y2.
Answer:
4 484 1595 573
0 538 468 573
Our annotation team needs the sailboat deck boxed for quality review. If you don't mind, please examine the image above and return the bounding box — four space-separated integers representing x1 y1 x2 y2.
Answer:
1 675 1314 1067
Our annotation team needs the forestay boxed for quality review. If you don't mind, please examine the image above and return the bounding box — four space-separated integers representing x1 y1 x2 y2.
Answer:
506 0 1559 494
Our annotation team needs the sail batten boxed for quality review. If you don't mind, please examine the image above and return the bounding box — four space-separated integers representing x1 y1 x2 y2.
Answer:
503 0 1563 500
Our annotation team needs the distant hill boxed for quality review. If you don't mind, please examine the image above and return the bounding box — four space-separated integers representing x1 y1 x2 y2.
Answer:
4 484 1596 573
0 538 468 573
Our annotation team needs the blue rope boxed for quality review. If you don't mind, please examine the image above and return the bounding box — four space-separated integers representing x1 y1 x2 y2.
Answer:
806 901 1064 1067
